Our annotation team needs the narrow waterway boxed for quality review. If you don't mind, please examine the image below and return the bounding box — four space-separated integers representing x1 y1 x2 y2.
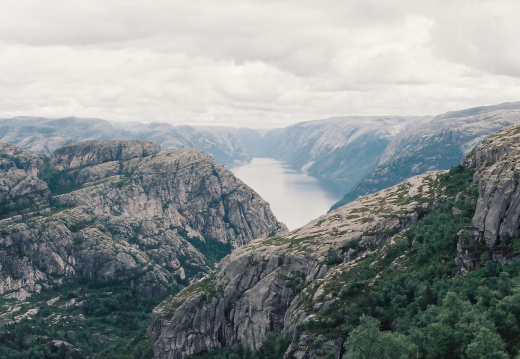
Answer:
229 158 347 230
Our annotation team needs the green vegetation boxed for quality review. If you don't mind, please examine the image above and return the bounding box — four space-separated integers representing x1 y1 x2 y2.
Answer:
261 235 316 251
175 273 217 301
191 331 292 359
299 165 520 358
176 228 233 267
0 277 175 359
344 315 416 359
38 159 76 195
438 164 478 197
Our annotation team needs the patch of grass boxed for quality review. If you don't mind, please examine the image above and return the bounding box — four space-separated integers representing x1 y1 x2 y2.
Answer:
350 207 370 213
359 217 375 224
175 227 233 267
177 273 217 299
262 235 315 247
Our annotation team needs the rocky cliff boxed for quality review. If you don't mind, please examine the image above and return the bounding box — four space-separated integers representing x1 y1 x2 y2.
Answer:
150 123 520 359
0 140 286 301
0 142 49 218
148 168 447 358
456 125 520 274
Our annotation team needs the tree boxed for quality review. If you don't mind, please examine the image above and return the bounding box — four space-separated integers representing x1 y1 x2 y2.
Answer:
344 315 415 359
466 328 508 359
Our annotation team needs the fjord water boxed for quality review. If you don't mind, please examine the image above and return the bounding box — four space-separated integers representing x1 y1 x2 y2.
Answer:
230 158 348 230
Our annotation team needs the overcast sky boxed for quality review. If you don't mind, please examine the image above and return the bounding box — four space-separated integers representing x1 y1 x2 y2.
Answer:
1 0 519 128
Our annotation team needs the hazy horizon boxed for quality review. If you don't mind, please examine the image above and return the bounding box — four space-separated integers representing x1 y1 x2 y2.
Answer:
1 1 519 128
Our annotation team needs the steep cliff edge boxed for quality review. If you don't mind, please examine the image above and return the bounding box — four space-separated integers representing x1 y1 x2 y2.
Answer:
0 143 49 218
456 125 520 274
150 124 520 359
148 169 448 358
0 140 286 301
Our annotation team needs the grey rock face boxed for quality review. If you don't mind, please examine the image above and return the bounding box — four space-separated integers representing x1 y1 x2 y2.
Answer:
0 143 49 217
0 140 286 300
457 125 520 273
283 332 341 359
51 139 160 170
149 171 446 358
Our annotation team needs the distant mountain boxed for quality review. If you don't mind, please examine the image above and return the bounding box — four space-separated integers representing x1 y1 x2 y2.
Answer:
0 116 119 154
113 122 252 165
330 101 520 210
243 116 429 192
0 117 252 166
4 102 520 210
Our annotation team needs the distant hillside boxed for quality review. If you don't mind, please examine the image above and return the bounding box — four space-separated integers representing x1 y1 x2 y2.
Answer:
331 101 520 210
242 116 428 192
0 117 252 166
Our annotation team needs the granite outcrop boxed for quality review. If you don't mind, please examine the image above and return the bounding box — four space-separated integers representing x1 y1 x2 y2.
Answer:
150 123 520 359
0 140 286 301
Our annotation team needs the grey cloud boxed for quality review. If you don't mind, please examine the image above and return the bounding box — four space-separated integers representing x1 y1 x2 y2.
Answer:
430 0 520 77
0 0 518 128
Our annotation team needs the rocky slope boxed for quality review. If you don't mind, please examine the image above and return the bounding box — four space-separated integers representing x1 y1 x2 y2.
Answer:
149 124 520 359
457 125 520 274
148 169 447 358
0 140 285 301
331 102 520 210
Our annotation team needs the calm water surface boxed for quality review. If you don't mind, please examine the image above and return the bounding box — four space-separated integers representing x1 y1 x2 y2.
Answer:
230 158 348 230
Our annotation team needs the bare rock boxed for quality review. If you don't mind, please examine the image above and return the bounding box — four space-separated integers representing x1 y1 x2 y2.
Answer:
149 171 446 358
0 141 285 300
457 124 520 273
51 139 160 170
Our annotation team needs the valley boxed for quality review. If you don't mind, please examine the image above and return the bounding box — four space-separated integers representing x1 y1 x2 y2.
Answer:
1 102 520 358
150 121 520 359
230 158 347 230
2 0 518 357
0 139 285 358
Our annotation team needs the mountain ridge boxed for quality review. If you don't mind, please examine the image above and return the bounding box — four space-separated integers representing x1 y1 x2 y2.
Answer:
330 101 520 210
149 123 520 359
0 139 286 301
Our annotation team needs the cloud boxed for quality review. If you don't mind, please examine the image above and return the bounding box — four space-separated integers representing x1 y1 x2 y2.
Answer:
0 0 518 128
430 0 520 77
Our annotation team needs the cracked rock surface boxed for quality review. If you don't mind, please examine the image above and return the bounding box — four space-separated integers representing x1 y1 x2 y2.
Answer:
148 170 446 359
0 140 286 300
150 123 520 359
